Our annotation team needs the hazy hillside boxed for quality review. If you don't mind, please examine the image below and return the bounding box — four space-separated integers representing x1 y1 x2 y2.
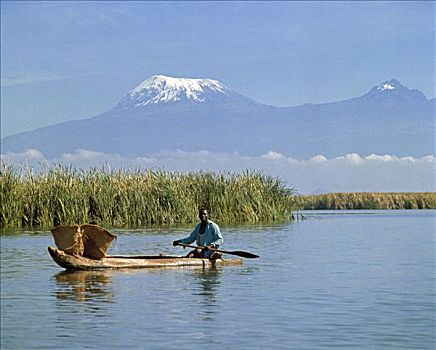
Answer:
2 76 434 159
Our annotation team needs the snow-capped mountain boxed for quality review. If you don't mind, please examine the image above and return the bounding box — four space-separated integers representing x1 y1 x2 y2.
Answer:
362 78 428 102
375 79 406 92
115 75 259 109
1 77 434 159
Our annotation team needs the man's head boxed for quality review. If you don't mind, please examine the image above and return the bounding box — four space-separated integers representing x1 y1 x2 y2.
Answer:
198 208 209 223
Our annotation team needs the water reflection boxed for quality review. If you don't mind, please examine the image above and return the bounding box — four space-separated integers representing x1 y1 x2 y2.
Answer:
191 267 223 321
194 267 222 298
54 270 115 304
2 212 434 350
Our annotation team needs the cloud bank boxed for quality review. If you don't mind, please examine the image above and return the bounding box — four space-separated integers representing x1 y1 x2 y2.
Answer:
1 72 65 87
1 149 434 194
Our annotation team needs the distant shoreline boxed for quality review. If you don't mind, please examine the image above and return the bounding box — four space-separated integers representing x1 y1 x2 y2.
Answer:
293 192 436 210
2 164 434 229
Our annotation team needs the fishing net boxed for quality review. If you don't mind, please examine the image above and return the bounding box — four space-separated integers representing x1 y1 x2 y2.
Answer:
51 224 117 259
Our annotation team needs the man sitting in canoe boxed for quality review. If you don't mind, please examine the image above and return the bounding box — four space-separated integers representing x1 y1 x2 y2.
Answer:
173 208 223 259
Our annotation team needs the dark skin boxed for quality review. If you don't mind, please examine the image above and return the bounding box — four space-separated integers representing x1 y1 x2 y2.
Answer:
198 209 208 234
188 209 210 258
172 209 213 258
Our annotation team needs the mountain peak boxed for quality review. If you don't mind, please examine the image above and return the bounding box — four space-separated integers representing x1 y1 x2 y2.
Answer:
116 75 241 109
375 79 403 91
363 78 428 101
131 75 229 97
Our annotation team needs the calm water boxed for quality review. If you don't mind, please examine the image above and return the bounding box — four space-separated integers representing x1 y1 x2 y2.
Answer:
1 210 435 350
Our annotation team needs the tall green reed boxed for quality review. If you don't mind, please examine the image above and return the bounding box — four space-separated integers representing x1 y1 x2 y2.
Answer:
293 192 436 210
0 164 295 228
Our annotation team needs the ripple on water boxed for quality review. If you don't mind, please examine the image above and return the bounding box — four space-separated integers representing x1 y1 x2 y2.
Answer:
1 212 435 350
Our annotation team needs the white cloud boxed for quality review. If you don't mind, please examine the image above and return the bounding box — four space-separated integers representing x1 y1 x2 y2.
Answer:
261 151 286 160
61 149 108 161
1 149 435 194
23 148 45 160
1 72 65 87
309 155 328 163
343 153 365 164
1 148 47 166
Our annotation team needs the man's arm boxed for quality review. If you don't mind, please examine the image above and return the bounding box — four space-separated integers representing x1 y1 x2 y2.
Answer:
209 223 223 246
180 224 199 245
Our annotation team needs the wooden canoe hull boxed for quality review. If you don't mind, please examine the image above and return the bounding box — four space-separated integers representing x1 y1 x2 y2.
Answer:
48 246 242 270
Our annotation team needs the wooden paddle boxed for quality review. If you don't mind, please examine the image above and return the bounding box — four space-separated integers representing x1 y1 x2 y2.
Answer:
176 243 259 259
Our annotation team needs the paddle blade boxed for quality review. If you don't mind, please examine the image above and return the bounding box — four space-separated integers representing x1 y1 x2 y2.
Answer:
230 251 260 259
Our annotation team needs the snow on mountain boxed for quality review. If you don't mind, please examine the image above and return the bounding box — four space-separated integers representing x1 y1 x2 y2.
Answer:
115 75 257 109
362 78 428 102
1 77 433 159
376 79 402 91
366 79 406 96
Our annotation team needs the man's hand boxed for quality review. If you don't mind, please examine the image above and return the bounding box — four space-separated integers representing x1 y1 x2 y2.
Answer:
173 240 182 247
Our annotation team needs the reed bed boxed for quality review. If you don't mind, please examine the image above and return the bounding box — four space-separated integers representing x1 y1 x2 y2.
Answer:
293 192 436 210
0 164 295 228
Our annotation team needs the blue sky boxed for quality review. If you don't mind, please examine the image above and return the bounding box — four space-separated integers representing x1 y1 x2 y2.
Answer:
1 1 435 137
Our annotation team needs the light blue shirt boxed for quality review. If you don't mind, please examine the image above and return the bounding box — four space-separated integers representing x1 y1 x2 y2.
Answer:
180 220 223 247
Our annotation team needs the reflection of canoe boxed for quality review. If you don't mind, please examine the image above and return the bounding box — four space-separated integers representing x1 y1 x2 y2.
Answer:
48 247 242 270
54 270 114 302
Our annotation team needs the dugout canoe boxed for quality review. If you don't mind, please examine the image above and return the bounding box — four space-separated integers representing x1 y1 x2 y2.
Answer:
48 246 242 270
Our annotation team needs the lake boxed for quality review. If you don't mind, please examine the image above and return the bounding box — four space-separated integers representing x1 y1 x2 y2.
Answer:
1 210 435 349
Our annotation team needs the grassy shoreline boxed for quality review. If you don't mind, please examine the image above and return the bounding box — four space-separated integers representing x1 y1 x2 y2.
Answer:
1 165 295 228
293 192 436 210
2 164 434 229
